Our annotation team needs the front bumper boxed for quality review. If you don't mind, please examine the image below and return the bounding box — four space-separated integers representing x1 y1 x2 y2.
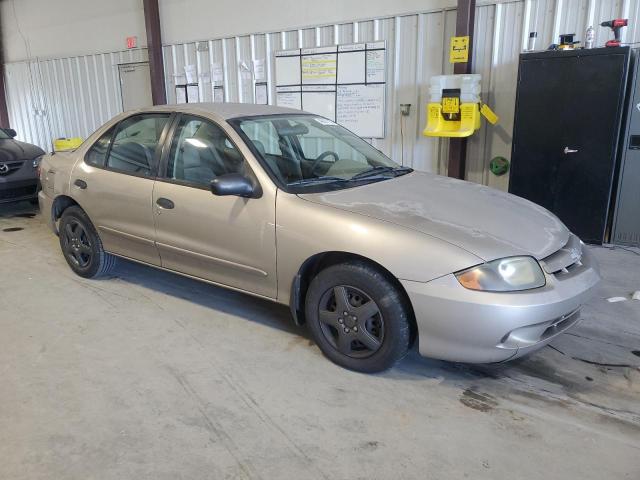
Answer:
0 179 39 203
0 160 39 204
402 248 600 363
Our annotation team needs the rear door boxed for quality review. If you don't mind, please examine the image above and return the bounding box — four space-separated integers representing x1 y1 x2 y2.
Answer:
71 113 172 265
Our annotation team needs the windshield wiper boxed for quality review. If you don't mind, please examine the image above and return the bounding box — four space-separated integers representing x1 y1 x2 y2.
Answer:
288 167 413 187
288 176 350 186
349 165 413 181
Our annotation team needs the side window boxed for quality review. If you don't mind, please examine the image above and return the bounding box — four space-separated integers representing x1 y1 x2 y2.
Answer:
239 120 282 157
85 127 114 167
105 114 170 176
297 121 367 164
166 115 246 187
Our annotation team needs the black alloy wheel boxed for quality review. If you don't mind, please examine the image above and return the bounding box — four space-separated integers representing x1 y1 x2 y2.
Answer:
318 285 385 358
58 206 116 278
305 261 411 373
61 219 93 269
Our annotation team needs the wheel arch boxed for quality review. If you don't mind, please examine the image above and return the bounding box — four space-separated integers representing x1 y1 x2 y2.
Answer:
50 195 82 234
290 251 417 343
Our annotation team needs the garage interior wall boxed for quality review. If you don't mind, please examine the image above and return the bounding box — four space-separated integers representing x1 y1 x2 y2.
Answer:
3 0 639 191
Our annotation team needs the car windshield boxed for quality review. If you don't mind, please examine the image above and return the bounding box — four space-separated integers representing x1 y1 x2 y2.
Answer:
230 115 411 191
0 129 11 140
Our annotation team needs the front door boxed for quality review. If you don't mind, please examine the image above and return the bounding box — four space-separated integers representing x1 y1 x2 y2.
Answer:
153 114 277 298
72 113 171 265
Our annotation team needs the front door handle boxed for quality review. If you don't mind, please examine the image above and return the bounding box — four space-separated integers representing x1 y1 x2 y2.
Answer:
156 197 175 209
564 147 579 154
73 179 87 189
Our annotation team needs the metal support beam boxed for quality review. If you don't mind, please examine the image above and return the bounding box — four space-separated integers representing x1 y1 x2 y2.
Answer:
143 0 167 105
447 0 476 179
0 8 11 128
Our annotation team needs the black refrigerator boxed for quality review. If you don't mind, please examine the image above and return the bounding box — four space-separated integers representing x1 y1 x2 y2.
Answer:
509 47 630 245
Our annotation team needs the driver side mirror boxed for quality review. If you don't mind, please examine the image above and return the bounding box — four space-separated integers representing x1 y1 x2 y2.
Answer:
3 128 17 138
210 173 259 198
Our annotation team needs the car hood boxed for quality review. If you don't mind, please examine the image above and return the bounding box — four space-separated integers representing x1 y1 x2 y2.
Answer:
0 138 45 162
299 171 569 261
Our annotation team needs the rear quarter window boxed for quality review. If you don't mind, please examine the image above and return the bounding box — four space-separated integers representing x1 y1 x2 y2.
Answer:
85 127 115 167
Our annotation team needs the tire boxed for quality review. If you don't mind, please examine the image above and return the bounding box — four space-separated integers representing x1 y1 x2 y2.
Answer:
59 206 116 278
305 261 411 373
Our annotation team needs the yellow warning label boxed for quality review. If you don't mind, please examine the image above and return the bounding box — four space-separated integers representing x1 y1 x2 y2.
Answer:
480 103 499 124
461 104 475 120
449 36 469 63
428 104 440 118
442 97 460 114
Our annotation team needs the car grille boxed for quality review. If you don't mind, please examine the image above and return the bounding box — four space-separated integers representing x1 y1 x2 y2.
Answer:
0 160 24 176
541 309 580 341
540 234 583 276
0 185 37 200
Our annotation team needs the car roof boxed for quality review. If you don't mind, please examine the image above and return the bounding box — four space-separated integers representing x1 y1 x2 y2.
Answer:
131 102 306 120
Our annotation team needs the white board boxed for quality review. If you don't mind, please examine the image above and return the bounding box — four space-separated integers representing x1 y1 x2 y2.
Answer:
275 42 386 138
337 45 365 84
301 47 337 85
275 55 301 86
302 86 336 120
366 50 385 83
276 87 301 109
336 84 385 138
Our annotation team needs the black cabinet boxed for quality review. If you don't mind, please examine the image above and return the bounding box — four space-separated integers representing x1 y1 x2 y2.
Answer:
612 51 640 247
509 47 630 244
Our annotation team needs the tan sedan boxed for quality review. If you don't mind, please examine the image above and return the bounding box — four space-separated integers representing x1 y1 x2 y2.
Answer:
39 104 599 372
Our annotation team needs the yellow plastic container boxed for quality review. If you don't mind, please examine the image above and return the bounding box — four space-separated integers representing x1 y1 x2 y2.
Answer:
53 137 83 152
423 102 480 138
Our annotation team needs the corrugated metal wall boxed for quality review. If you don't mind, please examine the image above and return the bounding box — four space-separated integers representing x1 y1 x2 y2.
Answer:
159 0 640 190
5 0 640 190
4 48 148 150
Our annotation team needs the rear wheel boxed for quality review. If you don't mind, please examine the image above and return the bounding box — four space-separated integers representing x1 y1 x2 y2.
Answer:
305 262 411 373
59 206 116 278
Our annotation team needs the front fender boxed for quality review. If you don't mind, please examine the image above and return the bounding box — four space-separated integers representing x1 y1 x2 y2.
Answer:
275 191 482 304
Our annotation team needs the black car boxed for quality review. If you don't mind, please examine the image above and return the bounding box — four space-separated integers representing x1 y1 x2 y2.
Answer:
0 128 45 204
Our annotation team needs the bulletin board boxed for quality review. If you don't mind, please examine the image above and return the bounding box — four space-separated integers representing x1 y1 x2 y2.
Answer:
274 41 386 138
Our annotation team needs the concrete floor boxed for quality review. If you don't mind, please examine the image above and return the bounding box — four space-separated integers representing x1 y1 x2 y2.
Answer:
0 201 639 480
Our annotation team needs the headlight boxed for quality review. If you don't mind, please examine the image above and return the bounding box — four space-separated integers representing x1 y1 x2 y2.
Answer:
32 155 43 168
455 256 546 292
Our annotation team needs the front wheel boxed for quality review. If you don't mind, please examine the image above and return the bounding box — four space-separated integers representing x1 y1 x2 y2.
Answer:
305 262 411 373
59 206 116 278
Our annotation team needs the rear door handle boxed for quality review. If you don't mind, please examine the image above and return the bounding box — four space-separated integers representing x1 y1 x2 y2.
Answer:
563 147 579 154
73 179 87 189
156 197 175 209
